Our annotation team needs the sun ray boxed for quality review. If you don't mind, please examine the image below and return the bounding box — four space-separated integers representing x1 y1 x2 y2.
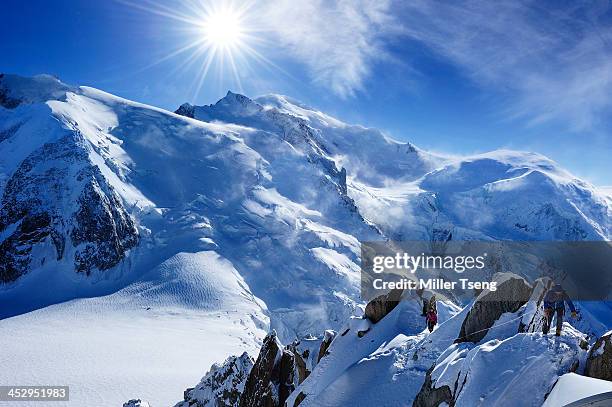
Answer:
122 0 286 101
137 38 207 74
117 0 203 26
191 45 217 102
226 49 244 93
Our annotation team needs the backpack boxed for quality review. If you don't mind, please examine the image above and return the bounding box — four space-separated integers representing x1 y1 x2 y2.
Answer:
427 310 437 324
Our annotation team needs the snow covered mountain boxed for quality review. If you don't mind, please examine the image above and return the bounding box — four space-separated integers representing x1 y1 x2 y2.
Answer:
0 74 610 406
179 92 610 242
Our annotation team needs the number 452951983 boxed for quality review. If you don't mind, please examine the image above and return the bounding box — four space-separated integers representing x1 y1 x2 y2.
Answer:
0 386 69 401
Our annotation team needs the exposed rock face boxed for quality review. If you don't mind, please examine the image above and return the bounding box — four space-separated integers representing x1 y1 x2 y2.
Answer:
175 332 330 407
456 274 532 343
175 103 195 118
317 330 336 363
585 330 612 381
70 168 139 274
291 348 308 385
0 134 138 282
175 352 254 407
292 392 306 407
240 331 286 407
277 350 296 405
413 366 454 407
364 288 403 324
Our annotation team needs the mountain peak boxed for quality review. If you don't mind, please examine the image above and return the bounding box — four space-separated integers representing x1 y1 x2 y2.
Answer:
217 90 255 107
175 102 195 118
0 73 73 108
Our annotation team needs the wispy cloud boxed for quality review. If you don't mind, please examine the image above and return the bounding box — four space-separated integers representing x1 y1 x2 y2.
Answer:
258 0 611 131
398 0 612 131
261 0 398 98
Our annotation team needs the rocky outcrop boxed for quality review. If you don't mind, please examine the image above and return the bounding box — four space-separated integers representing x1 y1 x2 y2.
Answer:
123 400 150 407
0 134 138 283
239 330 291 407
174 332 329 407
292 392 306 407
70 168 139 274
364 288 403 324
413 365 454 407
175 103 195 118
456 273 532 343
277 350 296 405
585 330 612 381
175 352 254 407
316 330 336 363
291 347 308 385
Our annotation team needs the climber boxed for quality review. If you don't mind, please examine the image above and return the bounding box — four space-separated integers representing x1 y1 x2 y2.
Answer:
425 294 438 333
542 283 578 336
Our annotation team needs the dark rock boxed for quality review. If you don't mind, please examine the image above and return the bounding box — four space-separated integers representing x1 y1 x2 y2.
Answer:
580 337 589 350
278 350 296 404
175 103 195 118
0 212 54 282
0 133 138 283
585 331 612 381
292 349 308 385
456 274 532 343
240 331 284 407
180 332 328 407
123 400 150 407
413 365 454 407
316 330 336 363
176 352 254 407
293 392 306 407
70 169 139 274
365 288 403 324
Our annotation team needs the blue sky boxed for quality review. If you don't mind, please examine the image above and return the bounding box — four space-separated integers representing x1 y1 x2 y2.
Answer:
1 0 611 185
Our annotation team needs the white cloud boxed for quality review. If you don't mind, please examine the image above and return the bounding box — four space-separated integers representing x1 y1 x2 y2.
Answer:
398 0 612 131
258 0 612 131
260 0 398 98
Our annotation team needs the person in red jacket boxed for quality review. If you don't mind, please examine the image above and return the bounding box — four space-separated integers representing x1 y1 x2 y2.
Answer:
425 295 437 332
426 308 438 332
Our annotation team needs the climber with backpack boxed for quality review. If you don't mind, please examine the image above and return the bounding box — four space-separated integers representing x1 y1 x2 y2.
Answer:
542 283 578 336
425 294 438 333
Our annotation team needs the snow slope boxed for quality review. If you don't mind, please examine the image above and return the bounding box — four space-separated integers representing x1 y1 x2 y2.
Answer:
0 250 268 407
543 373 612 406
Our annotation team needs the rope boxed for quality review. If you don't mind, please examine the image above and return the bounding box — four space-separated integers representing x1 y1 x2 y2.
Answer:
454 313 526 342
428 314 521 341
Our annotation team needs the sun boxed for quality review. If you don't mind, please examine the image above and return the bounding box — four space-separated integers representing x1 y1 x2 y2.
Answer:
202 10 243 48
126 0 279 100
